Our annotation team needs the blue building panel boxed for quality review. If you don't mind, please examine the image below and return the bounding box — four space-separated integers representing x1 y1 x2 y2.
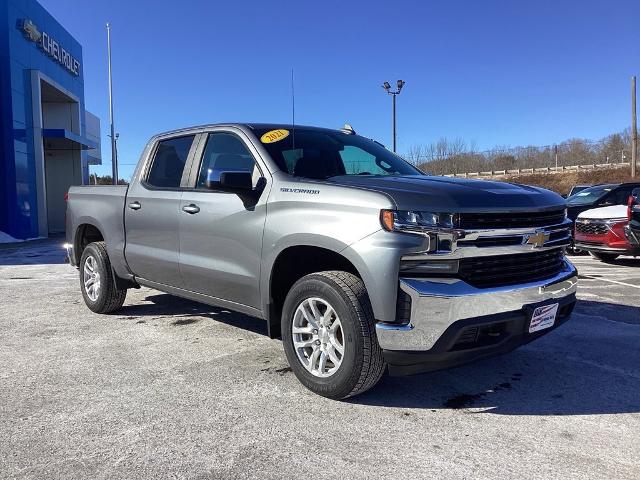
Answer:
1 0 98 239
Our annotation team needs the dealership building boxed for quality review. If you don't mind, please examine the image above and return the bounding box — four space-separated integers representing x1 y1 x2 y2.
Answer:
0 0 101 240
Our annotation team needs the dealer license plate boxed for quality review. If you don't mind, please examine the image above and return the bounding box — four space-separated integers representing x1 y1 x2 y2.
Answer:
528 303 559 333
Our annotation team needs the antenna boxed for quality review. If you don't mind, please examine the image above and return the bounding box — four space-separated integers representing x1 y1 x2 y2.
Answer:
291 67 295 150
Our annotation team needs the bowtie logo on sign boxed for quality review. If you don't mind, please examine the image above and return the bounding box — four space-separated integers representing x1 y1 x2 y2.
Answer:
19 19 81 76
22 19 41 42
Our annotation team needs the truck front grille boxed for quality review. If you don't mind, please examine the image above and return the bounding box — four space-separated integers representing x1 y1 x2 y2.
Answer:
458 248 564 288
458 210 566 229
575 222 608 235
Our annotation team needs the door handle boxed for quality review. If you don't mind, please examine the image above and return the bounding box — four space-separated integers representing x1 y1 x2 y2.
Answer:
182 204 200 214
128 201 141 210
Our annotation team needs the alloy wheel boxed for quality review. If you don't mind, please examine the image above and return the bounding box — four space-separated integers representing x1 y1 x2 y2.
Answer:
83 255 101 302
292 297 345 377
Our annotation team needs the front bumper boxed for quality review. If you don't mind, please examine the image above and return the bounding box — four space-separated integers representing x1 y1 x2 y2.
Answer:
383 293 575 375
625 225 640 247
375 258 577 373
574 241 640 255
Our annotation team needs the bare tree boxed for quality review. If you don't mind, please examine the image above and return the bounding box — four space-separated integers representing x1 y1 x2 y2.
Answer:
405 144 426 166
408 130 631 175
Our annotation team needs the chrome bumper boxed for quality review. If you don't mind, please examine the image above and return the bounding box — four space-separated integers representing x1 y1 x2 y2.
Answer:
376 258 578 351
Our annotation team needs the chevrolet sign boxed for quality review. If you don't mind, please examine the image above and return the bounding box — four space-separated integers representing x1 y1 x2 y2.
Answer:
20 19 80 76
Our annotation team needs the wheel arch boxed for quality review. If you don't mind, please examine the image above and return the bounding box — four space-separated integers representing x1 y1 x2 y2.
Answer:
265 243 368 338
72 220 137 290
73 222 105 265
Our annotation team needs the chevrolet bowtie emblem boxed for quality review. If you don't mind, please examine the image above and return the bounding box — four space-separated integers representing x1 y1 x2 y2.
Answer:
525 231 550 248
21 19 42 43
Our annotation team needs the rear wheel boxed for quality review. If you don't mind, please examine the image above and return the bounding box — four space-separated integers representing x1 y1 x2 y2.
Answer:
589 251 619 263
281 271 385 399
79 242 127 313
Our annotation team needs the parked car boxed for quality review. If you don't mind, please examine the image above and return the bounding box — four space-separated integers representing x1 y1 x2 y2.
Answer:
574 204 639 262
65 123 577 399
566 183 640 221
565 184 590 198
625 188 640 247
566 182 640 253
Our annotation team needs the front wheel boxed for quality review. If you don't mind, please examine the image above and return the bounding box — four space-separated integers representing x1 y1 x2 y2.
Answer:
589 251 619 263
281 271 385 399
79 242 127 313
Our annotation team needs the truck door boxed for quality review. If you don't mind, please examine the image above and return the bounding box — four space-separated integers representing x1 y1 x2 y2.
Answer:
178 129 268 309
124 134 198 287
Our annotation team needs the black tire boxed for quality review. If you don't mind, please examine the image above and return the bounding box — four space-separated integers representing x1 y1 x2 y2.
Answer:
79 241 127 313
566 245 583 255
589 251 619 263
281 271 385 399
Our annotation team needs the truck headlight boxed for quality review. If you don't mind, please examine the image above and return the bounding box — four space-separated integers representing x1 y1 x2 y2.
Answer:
381 209 455 233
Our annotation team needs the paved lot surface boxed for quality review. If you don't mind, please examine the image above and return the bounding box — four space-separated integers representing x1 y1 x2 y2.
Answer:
1 241 639 479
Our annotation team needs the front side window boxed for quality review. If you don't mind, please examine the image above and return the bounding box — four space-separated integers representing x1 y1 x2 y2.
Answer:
605 187 632 206
196 133 259 188
252 127 421 180
146 135 195 188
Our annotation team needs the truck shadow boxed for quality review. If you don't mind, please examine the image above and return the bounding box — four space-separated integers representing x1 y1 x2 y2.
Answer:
115 294 640 416
350 300 640 416
115 293 267 335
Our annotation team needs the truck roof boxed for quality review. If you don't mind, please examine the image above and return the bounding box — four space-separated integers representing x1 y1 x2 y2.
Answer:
153 123 342 138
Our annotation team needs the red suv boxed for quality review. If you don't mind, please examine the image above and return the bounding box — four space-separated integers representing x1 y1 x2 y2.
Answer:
574 203 640 262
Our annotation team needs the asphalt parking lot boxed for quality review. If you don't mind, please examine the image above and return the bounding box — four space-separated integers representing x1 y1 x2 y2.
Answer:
1 240 639 479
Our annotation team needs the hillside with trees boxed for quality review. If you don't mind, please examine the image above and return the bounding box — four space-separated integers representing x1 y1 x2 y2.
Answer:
406 129 634 176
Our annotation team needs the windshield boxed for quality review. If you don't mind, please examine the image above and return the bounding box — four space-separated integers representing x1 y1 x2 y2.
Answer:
252 127 422 179
566 185 614 206
568 186 588 196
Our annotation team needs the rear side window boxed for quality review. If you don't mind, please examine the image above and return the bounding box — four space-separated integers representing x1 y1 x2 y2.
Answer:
146 135 195 188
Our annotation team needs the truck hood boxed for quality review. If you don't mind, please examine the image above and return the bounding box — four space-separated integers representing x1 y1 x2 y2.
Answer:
327 175 566 212
577 205 628 220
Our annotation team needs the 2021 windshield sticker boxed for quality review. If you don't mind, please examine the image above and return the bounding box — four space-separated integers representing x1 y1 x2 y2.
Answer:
260 129 290 144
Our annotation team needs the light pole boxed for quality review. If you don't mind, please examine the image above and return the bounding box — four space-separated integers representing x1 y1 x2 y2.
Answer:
106 22 118 185
382 80 405 152
632 75 637 178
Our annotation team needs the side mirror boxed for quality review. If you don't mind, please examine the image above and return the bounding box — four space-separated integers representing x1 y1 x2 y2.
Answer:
632 188 640 203
205 170 253 191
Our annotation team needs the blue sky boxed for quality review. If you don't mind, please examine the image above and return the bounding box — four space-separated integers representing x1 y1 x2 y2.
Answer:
39 0 640 179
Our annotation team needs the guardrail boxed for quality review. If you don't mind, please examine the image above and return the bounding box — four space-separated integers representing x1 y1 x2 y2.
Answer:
441 162 631 178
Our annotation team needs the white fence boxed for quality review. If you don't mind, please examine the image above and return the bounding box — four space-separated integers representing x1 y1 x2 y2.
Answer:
441 162 631 178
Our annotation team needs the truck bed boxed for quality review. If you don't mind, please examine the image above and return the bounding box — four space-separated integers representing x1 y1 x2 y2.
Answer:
66 185 130 278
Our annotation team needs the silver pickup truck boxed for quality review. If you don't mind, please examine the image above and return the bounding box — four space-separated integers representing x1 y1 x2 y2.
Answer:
66 123 578 399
